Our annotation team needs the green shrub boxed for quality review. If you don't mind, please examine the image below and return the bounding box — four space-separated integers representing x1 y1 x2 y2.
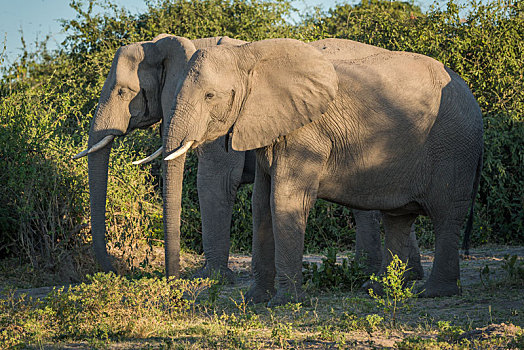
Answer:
501 254 524 285
303 247 368 292
368 254 417 326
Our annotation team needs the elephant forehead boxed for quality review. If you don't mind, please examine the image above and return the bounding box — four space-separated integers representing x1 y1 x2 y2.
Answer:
187 60 234 87
115 63 140 89
190 47 235 73
116 44 145 67
113 46 143 85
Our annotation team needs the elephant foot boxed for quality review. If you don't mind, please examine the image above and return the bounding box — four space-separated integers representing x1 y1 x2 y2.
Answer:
362 279 385 296
267 287 305 307
192 265 236 284
407 259 424 280
418 280 461 298
245 284 275 305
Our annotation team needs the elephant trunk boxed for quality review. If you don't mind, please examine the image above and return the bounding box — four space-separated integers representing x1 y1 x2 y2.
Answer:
162 98 205 278
87 136 115 273
163 154 186 278
86 100 127 273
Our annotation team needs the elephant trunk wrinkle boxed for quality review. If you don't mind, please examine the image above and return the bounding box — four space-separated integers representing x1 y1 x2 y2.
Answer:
165 98 207 157
165 98 195 141
163 154 186 278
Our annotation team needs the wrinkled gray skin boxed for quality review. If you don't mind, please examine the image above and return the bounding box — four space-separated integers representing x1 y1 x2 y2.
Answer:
78 33 421 279
164 38 483 304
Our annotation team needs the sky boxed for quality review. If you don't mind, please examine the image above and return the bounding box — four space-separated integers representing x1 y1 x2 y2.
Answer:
0 0 448 66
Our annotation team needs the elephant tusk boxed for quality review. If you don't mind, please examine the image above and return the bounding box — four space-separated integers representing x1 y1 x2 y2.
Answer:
87 135 115 154
164 141 194 161
73 149 89 159
72 135 115 160
132 147 164 165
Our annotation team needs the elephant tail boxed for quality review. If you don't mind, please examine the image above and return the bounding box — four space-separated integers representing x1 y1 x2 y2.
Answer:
461 149 483 256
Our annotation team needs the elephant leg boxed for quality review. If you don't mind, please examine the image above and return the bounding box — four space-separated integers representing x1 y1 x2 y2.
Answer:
421 202 470 297
240 150 256 184
246 165 276 303
354 210 423 279
194 137 245 283
268 164 320 307
381 213 419 276
353 209 382 275
406 224 424 280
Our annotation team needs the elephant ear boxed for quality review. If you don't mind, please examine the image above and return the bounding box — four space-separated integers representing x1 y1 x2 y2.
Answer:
150 35 197 116
231 39 338 151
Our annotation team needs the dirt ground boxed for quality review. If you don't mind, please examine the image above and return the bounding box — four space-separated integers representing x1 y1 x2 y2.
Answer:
7 245 523 299
226 245 524 291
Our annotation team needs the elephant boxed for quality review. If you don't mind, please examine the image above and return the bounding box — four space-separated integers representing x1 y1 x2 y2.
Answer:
73 34 246 275
194 39 425 282
162 38 483 304
73 33 423 280
74 34 423 282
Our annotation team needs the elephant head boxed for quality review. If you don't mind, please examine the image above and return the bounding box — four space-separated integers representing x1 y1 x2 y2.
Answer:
164 39 338 156
74 34 197 273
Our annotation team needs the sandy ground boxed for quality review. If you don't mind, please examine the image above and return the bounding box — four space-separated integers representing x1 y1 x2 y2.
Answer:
4 245 523 300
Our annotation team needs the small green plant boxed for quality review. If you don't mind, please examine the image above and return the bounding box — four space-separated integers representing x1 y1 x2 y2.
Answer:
227 290 262 330
436 320 465 343
230 290 249 316
509 330 524 349
339 312 361 332
480 263 494 289
501 254 524 284
395 336 444 349
303 247 368 291
271 321 293 349
368 254 417 326
316 324 346 346
202 274 225 307
364 314 384 334
177 278 216 317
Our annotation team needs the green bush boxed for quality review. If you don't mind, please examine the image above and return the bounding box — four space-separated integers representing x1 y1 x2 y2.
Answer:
303 247 368 292
0 0 522 276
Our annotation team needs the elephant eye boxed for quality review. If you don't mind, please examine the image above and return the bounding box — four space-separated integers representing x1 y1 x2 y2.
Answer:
118 87 134 101
205 92 215 100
